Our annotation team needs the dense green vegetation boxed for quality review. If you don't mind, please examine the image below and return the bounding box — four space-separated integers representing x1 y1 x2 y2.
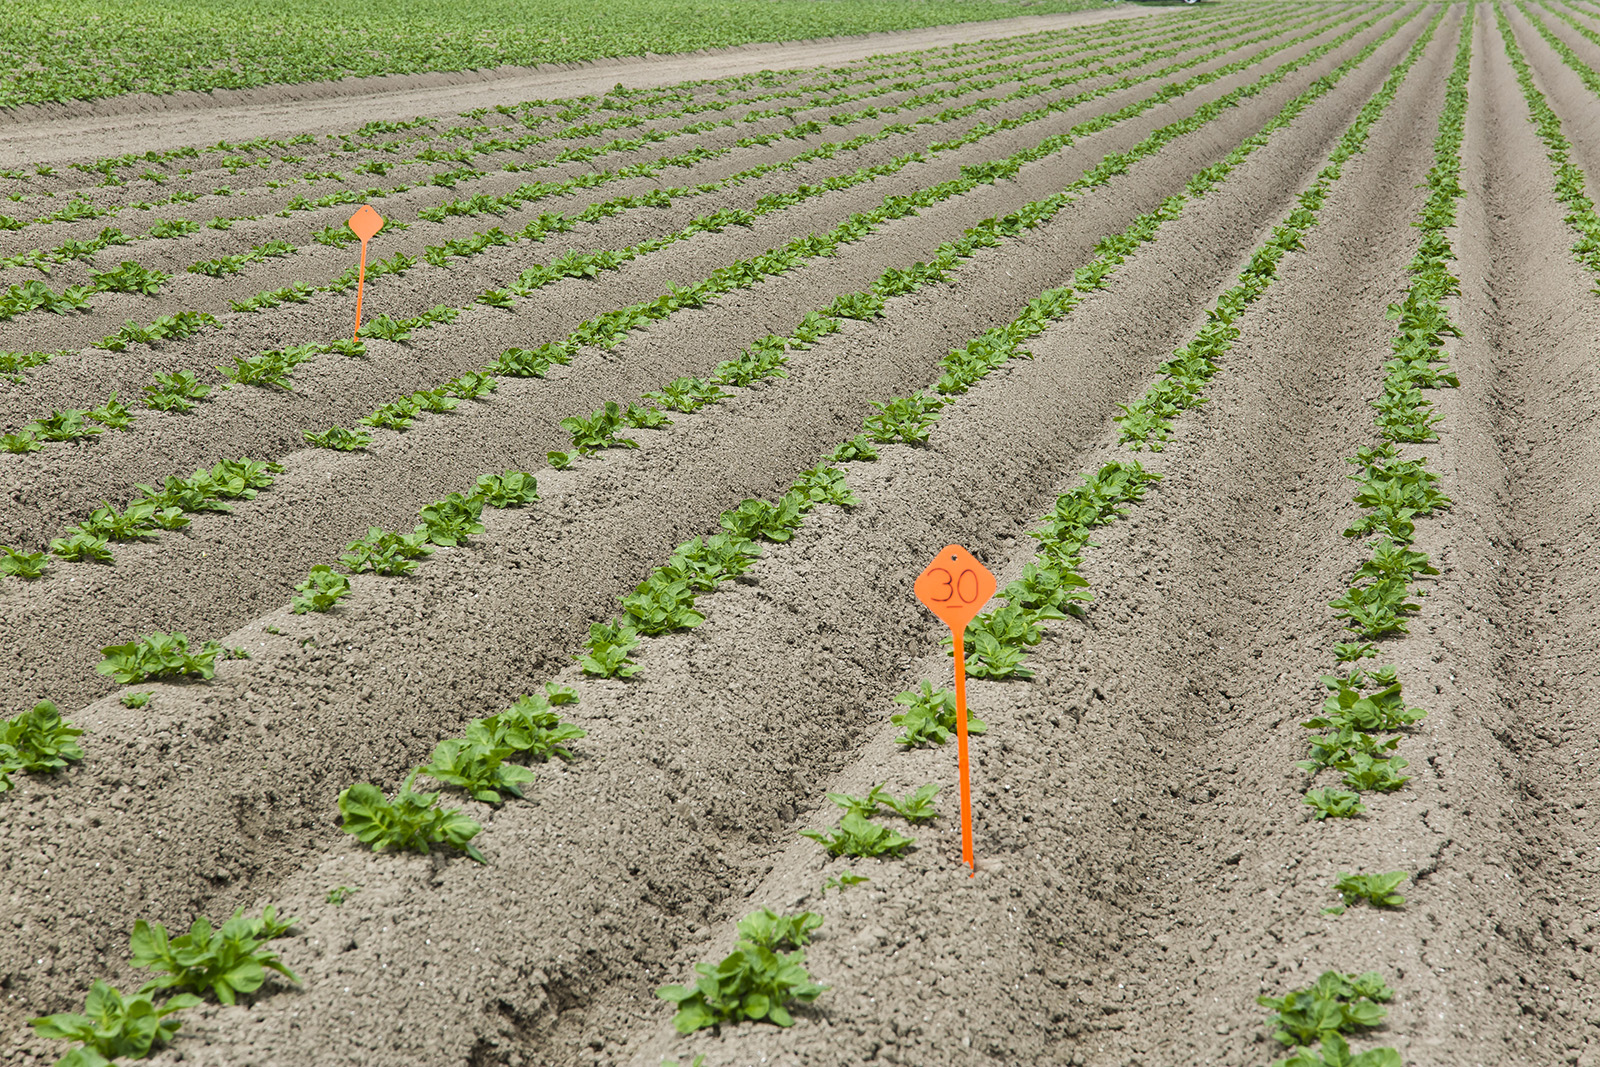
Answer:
0 0 1104 109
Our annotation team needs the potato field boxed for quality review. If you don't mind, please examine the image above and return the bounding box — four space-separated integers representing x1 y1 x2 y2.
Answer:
2 1 1600 1064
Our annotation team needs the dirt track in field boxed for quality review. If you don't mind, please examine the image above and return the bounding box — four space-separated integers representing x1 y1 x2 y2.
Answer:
4 3 1600 1067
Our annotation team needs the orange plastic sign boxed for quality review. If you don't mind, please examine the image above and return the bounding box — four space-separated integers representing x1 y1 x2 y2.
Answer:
347 205 385 341
914 544 996 875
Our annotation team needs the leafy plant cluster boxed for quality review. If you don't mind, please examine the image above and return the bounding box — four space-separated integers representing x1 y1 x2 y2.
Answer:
47 458 284 564
30 906 298 1065
657 909 827 1033
97 632 224 684
1260 971 1397 1067
341 683 583 862
0 700 84 794
799 783 938 857
186 238 295 277
100 310 216 353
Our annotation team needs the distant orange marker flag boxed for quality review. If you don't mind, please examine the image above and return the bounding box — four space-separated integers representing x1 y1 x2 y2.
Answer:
347 205 385 341
913 544 996 876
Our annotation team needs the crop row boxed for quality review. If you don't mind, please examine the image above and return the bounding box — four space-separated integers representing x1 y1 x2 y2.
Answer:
0 0 1377 560
0 5 1291 372
12 6 1433 1062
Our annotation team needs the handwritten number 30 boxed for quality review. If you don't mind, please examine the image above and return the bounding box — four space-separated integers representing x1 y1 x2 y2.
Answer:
927 567 980 604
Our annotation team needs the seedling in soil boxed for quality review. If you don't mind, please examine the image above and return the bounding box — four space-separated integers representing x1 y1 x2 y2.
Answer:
828 434 878 463
562 401 637 453
326 885 361 906
1333 642 1378 663
547 450 573 469
1308 677 1427 733
420 737 536 804
121 692 152 709
338 769 486 863
891 681 986 747
1 700 84 777
1298 726 1398 776
464 692 585 762
1336 752 1411 793
89 261 169 295
0 546 48 579
1 430 40 453
304 425 372 451
131 908 300 1005
1002 561 1092 616
1270 1032 1400 1067
581 621 641 678
656 938 826 1033
660 534 760 592
1258 970 1392 1048
416 493 485 547
622 575 705 635
445 372 497 400
1333 871 1408 909
821 871 868 895
789 465 857 511
50 531 113 563
292 565 351 614
1329 578 1420 638
878 783 940 823
29 981 201 1064
340 528 434 576
862 393 944 445
143 370 210 412
621 402 672 429
89 392 134 429
720 493 805 543
472 471 538 508
736 909 823 950
1303 787 1366 821
800 810 914 857
31 408 101 441
97 632 223 683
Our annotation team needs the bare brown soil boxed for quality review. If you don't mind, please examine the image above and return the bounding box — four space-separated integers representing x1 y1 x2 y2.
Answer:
3 4 1599 1067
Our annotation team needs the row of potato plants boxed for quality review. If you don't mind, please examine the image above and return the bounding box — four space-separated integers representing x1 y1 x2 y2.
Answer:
3 18 1145 197
2 1 1350 529
0 12 1201 271
1497 0 1600 285
0 7 1285 426
315 6 1381 450
12 12 1406 1055
1260 12 1472 1067
0 5 1294 412
172 10 1420 1043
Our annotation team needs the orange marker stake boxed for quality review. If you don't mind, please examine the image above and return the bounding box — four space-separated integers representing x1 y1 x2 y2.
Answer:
914 544 996 876
346 205 385 341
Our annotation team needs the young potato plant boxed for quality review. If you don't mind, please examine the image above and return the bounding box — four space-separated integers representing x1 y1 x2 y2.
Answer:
97 632 223 684
1304 787 1366 821
861 393 944 445
131 907 299 1005
660 534 761 593
1271 1032 1400 1067
472 471 538 508
292 565 351 613
420 737 535 804
30 408 102 442
50 532 113 564
828 434 879 463
821 871 868 895
465 690 585 762
143 370 211 413
657 934 826 1032
304 425 372 451
891 681 986 747
339 528 434 576
89 261 170 296
1 545 49 579
562 401 637 453
1332 871 1407 910
622 574 705 635
581 621 641 678
720 493 805 543
416 493 485 547
338 770 486 863
29 981 201 1067
89 393 134 430
1 701 85 781
736 910 823 951
121 692 152 709
800 810 914 858
789 465 857 511
1259 970 1393 1049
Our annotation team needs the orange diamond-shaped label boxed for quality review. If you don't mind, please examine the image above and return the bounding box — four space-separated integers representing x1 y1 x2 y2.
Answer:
914 544 996 633
347 204 385 242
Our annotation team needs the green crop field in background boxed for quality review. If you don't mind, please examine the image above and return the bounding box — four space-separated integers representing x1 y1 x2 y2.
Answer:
0 0 1106 109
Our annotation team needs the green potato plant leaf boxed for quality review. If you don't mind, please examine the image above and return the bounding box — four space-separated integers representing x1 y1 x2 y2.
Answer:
130 907 300 1005
0 700 85 774
1259 971 1393 1048
292 564 351 614
657 938 826 1033
338 769 486 863
736 909 823 950
96 631 222 683
30 981 201 1064
581 621 641 678
891 680 986 747
800 809 915 858
1333 871 1407 909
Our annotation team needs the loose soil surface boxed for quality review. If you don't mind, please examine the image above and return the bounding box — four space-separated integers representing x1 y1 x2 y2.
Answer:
3 4 1599 1067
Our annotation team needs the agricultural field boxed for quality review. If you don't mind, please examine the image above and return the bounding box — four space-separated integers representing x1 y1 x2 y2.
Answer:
1 0 1599 1065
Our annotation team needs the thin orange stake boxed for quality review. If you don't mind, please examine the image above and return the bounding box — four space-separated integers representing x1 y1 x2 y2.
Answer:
346 204 385 341
913 544 996 876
